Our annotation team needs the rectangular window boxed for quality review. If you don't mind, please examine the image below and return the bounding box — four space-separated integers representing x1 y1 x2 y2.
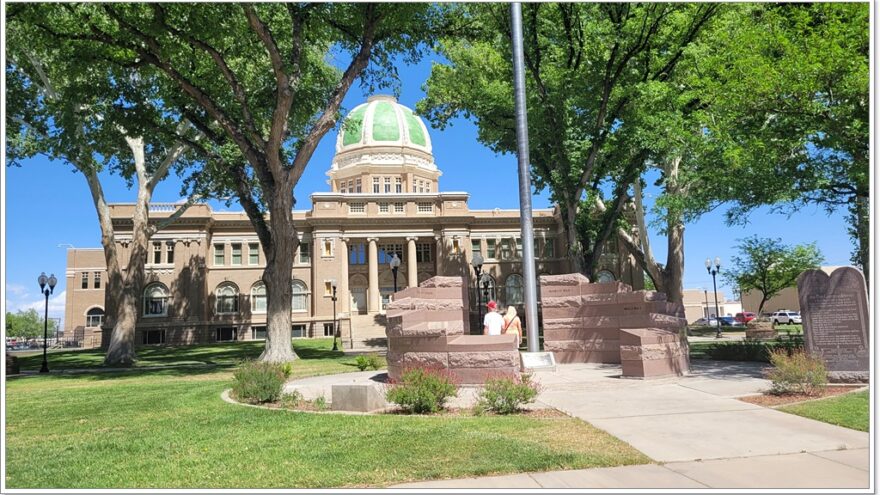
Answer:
251 326 266 340
515 238 523 258
81 272 89 289
299 242 311 264
395 177 402 193
142 329 166 345
349 202 365 214
412 181 418 193
500 239 512 259
249 243 259 265
322 239 333 257
355 178 362 193
349 243 366 265
378 202 389 213
291 324 307 338
323 322 336 337
452 239 461 255
214 244 225 265
93 272 101 289
252 290 267 313
471 239 481 257
416 243 432 263
166 242 175 264
86 313 104 328
425 182 431 193
340 183 347 194
534 238 542 258
348 180 354 193
487 239 497 259
373 177 380 193
153 242 162 264
384 177 391 193
418 180 424 193
231 244 242 265
417 202 433 213
378 244 404 264
324 281 333 296
544 238 555 258
216 292 239 314
394 202 405 213
215 327 237 342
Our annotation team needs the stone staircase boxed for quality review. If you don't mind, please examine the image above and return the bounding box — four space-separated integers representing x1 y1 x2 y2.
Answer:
344 313 388 354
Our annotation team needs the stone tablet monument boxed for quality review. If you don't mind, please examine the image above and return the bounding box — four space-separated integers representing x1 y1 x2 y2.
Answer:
797 266 869 383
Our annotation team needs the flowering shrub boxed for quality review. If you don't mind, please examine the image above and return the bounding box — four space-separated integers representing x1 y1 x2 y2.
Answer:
231 360 286 404
766 349 827 396
474 374 540 415
385 367 458 414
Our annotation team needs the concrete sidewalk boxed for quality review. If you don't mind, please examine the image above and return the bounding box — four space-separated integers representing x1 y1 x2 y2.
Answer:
393 361 870 489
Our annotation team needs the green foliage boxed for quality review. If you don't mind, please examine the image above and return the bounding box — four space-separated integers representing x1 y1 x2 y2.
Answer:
279 390 302 409
474 374 540 415
701 334 804 362
767 350 827 396
231 360 286 404
312 395 328 411
386 368 458 414
354 354 382 371
723 236 823 313
280 362 293 379
5 309 59 339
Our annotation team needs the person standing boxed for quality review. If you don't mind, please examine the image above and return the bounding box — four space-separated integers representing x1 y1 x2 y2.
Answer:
483 300 505 335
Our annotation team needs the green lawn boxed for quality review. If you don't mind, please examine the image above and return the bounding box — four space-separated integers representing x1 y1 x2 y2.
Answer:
6 339 649 488
779 390 869 432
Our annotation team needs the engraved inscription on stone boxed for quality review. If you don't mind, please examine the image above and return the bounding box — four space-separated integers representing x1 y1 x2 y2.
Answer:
797 267 869 382
520 351 557 371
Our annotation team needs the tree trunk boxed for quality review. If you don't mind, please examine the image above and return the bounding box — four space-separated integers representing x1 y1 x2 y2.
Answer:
104 179 152 366
562 201 584 274
259 188 299 363
852 194 869 288
662 219 685 304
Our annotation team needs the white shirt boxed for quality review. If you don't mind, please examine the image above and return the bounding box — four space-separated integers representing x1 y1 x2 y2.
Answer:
483 312 505 335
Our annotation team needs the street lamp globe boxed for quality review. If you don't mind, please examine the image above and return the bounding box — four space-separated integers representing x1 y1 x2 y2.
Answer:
38 272 48 290
714 257 721 270
389 253 401 270
471 252 484 270
48 274 58 290
704 258 711 271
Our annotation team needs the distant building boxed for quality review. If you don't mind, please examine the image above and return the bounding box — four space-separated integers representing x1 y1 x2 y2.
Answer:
63 96 643 350
741 266 851 315
681 289 742 324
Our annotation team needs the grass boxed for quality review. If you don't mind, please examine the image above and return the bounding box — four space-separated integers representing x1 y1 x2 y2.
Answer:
778 390 869 432
6 339 649 488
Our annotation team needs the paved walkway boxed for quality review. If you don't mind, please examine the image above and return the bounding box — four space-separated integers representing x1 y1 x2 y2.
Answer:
393 361 870 489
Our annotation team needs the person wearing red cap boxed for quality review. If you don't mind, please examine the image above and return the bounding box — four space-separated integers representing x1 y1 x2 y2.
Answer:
483 300 505 335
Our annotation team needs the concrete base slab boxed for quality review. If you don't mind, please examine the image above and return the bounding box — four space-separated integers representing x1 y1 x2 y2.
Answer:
811 448 870 471
591 408 869 463
665 452 870 488
528 464 706 488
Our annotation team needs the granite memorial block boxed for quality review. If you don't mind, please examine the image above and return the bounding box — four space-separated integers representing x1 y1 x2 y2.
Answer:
797 266 869 383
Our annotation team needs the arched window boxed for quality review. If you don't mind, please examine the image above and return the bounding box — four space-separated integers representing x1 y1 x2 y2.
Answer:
215 283 239 314
292 280 309 312
505 274 524 306
85 307 104 328
479 274 497 304
251 282 267 314
596 270 616 283
143 283 169 316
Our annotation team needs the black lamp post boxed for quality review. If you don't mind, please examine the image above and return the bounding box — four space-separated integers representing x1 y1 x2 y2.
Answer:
471 253 484 328
330 280 339 351
389 253 401 294
705 257 722 339
37 272 57 373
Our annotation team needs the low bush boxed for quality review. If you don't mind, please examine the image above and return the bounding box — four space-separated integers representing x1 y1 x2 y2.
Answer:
280 362 293 379
313 395 328 411
475 374 540 415
385 367 458 414
702 334 805 362
354 353 382 371
279 390 303 409
766 349 827 396
231 360 286 404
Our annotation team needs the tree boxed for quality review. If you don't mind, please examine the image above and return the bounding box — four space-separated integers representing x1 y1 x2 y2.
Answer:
6 12 203 365
419 3 718 277
724 236 824 314
16 3 443 362
688 3 869 281
5 310 59 340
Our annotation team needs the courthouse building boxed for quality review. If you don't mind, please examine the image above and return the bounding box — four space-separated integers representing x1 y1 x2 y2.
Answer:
63 95 642 350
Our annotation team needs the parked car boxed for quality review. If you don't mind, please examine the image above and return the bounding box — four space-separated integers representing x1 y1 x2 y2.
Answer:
735 312 756 324
771 310 802 325
692 317 719 327
718 316 742 327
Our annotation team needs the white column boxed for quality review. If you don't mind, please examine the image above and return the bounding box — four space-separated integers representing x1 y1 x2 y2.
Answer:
434 235 444 275
339 238 349 314
367 237 379 313
407 237 418 288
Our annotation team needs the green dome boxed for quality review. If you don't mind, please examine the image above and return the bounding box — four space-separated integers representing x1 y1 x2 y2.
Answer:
336 95 432 153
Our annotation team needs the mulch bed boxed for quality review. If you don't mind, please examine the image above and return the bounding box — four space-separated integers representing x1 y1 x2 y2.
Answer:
386 407 567 418
739 385 865 407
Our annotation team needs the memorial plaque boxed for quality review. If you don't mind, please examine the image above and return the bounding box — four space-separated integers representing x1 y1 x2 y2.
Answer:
520 351 557 372
797 267 869 383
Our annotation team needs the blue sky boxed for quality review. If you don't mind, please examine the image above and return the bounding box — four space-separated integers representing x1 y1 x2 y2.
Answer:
3 53 855 324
